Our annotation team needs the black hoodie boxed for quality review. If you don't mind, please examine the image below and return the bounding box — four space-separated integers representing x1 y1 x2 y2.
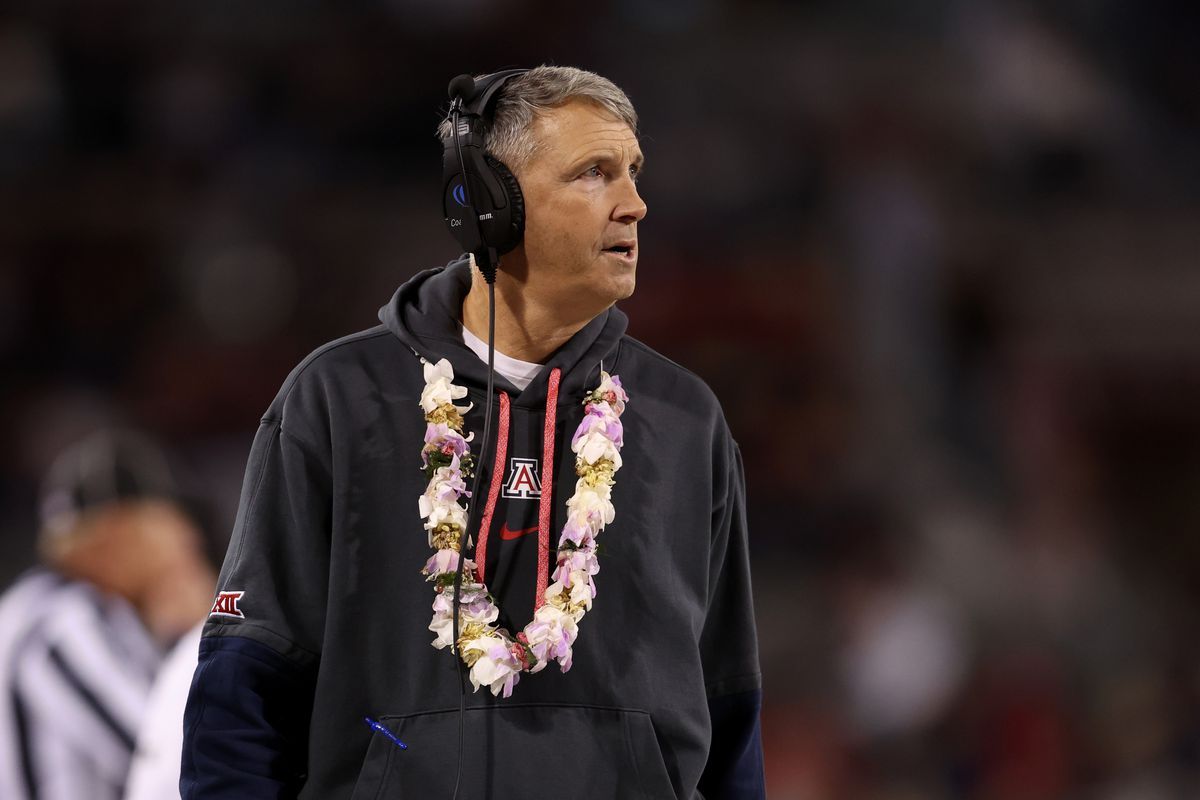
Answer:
181 259 764 799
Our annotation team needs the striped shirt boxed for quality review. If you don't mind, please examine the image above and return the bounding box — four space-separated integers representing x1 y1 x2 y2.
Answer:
0 570 161 800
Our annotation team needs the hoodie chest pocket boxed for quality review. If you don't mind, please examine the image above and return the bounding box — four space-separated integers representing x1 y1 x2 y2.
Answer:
349 704 677 800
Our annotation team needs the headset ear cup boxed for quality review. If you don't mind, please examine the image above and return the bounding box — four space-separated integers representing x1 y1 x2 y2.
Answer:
486 155 525 254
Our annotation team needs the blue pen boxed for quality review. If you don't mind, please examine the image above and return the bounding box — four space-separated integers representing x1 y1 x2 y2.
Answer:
364 717 408 750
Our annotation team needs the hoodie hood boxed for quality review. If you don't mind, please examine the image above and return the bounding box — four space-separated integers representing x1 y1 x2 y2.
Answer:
379 257 628 408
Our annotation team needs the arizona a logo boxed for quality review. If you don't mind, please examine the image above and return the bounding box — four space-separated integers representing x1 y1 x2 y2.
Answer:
210 590 246 619
502 457 541 500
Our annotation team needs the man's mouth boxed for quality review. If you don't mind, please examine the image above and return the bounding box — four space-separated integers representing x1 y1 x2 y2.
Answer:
601 241 636 259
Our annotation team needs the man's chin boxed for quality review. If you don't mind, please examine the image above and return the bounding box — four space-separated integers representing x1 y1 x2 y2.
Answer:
608 263 637 302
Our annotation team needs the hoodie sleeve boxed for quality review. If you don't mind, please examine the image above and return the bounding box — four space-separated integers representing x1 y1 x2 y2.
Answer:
181 409 331 799
697 434 766 799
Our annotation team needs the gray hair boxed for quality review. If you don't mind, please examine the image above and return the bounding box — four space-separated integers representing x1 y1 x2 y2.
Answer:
437 65 638 171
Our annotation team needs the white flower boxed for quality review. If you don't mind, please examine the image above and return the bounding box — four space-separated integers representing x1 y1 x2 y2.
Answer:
544 576 594 620
573 432 623 467
420 359 472 414
463 635 522 697
428 587 496 649
428 607 463 650
523 603 580 670
421 500 468 532
421 357 455 385
420 467 468 526
566 576 594 614
553 549 600 586
532 602 575 628
566 481 615 526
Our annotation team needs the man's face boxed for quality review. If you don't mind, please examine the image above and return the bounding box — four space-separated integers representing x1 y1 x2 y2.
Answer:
508 98 647 314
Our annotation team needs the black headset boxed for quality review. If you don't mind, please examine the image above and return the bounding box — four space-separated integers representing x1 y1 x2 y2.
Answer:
441 69 528 283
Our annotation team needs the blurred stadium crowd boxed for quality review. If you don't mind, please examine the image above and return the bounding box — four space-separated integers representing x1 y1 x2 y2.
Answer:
2 0 1199 797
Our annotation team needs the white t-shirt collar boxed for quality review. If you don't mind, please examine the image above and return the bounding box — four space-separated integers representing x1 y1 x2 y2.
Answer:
460 325 542 391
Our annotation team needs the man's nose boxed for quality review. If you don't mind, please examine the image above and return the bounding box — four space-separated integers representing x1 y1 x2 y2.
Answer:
614 178 647 224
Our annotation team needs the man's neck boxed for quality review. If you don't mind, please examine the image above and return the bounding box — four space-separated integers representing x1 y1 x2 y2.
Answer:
460 266 600 364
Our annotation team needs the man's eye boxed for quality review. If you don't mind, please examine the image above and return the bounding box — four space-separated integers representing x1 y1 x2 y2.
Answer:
629 165 641 182
582 166 603 179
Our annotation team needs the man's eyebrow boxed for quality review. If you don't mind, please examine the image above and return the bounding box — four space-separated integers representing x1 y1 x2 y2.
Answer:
567 150 645 171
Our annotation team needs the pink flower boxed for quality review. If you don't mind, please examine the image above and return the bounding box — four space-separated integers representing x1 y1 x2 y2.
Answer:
510 642 530 669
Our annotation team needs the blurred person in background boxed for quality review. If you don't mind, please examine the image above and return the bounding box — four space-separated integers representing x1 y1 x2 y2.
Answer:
123 620 204 800
181 65 763 799
0 430 216 800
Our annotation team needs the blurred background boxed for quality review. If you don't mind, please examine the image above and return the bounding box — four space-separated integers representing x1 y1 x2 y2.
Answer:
2 0 1199 797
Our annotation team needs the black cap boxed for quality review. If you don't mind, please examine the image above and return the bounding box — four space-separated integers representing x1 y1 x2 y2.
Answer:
39 430 178 539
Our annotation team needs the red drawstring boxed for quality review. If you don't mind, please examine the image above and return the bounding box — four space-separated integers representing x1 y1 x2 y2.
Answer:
470 368 561 613
472 392 509 584
534 369 561 611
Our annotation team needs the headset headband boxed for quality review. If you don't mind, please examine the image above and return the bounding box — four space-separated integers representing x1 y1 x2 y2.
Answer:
457 69 527 118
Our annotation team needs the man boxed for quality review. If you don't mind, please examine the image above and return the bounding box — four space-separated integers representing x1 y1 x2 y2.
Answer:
0 430 215 800
183 65 763 799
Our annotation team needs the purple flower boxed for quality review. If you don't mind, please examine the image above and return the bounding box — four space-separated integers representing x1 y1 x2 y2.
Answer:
432 470 468 503
571 413 604 447
425 423 469 457
560 519 593 548
423 550 459 576
604 418 624 447
552 550 600 586
423 423 446 445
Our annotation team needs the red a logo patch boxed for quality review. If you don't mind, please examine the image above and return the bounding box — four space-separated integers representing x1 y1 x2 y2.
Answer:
210 591 245 619
502 457 541 500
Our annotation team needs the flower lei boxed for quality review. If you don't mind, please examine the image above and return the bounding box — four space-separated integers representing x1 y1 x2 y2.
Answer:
417 357 628 697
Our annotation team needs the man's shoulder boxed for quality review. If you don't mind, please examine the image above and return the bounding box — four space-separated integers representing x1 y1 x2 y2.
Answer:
286 324 399 384
618 335 720 401
266 325 408 419
616 335 728 427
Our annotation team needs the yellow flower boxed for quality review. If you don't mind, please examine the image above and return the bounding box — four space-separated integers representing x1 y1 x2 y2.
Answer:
431 524 463 552
456 621 488 664
545 583 591 617
576 458 615 488
546 587 569 612
426 403 465 431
